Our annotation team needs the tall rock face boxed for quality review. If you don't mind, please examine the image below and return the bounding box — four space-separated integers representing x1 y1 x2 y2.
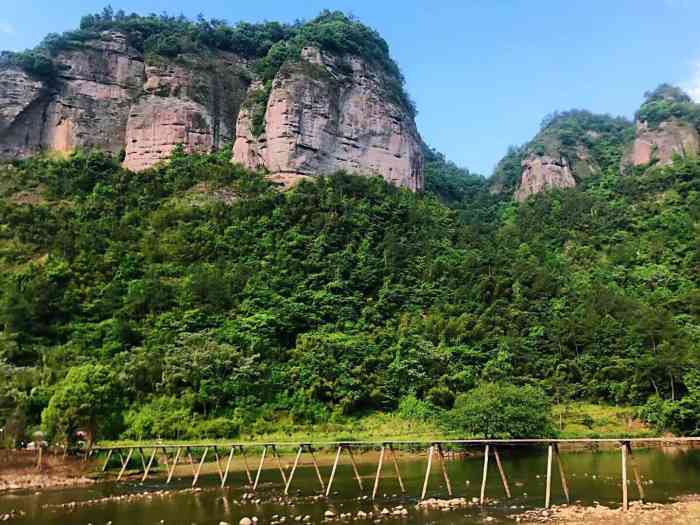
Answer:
491 110 632 201
122 56 249 171
232 47 423 191
514 154 576 202
0 67 48 158
622 119 700 168
1 33 423 191
0 31 250 171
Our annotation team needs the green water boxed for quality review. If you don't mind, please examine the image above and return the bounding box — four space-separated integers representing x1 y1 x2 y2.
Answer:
2 446 700 525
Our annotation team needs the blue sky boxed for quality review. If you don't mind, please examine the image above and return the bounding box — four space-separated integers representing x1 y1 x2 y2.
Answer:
2 1 700 175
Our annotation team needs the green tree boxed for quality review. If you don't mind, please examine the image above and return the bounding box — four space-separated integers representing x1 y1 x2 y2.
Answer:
41 364 124 445
448 382 555 438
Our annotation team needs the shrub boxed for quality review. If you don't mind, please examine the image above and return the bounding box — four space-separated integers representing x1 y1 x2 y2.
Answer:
448 382 555 438
397 393 433 421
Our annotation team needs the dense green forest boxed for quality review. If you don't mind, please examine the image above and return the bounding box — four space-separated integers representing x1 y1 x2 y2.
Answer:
1 111 699 443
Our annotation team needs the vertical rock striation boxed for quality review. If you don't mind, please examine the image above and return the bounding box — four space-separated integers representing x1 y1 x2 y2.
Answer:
0 31 250 172
232 47 423 191
622 119 700 168
514 154 576 202
1 34 423 190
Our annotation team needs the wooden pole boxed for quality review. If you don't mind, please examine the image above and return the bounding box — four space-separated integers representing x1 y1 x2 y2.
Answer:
389 444 405 494
372 445 386 500
626 443 645 502
160 447 170 473
421 445 434 500
554 444 570 504
545 444 553 508
272 445 288 485
621 442 628 511
436 444 453 496
117 448 134 481
285 446 304 495
141 448 158 483
221 447 235 488
240 446 253 485
480 444 490 505
138 447 147 472
346 446 364 491
308 445 326 493
492 446 511 498
213 446 225 483
102 448 114 472
253 446 268 491
326 445 343 497
167 447 182 484
186 447 198 477
192 446 208 487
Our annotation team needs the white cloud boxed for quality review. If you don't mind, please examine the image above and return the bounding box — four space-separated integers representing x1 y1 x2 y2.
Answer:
0 22 14 35
682 59 700 102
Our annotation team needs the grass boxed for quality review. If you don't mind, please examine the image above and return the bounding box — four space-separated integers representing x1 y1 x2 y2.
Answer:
553 402 654 438
101 403 655 450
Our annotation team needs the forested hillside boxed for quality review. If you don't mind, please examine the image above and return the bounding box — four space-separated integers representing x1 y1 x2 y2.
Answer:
1 119 698 443
1 9 699 442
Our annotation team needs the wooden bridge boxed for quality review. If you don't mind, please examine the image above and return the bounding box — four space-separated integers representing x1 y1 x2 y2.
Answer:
90 437 700 511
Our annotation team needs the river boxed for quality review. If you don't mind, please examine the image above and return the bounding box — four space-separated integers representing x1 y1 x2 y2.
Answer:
2 445 699 524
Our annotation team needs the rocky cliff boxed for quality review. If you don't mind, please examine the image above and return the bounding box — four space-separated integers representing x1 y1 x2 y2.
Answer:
491 110 633 201
622 119 700 168
0 14 424 191
621 84 700 170
0 31 249 170
233 47 422 191
513 154 576 202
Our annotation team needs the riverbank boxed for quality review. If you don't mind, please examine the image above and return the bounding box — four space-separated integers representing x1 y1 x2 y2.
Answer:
0 465 94 492
102 404 652 447
516 495 700 524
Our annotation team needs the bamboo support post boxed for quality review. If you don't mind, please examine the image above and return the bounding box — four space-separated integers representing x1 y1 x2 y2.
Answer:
308 445 326 493
545 444 553 508
160 447 170 472
325 445 343 497
253 446 268 491
36 446 43 470
102 448 113 472
138 447 147 472
436 444 453 496
492 446 511 498
621 442 628 511
272 445 288 485
240 446 253 485
480 444 490 505
186 447 197 477
389 444 405 494
346 446 364 491
117 448 134 481
626 443 645 502
554 444 570 503
372 445 386 500
141 448 157 483
192 446 208 487
222 447 235 488
167 447 182 484
421 445 434 500
285 446 304 495
212 446 225 482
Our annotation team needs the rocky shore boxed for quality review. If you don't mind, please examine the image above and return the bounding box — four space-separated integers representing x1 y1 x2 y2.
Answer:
515 495 700 524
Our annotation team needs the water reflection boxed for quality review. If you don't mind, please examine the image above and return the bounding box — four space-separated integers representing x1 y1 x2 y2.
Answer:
1 446 699 525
